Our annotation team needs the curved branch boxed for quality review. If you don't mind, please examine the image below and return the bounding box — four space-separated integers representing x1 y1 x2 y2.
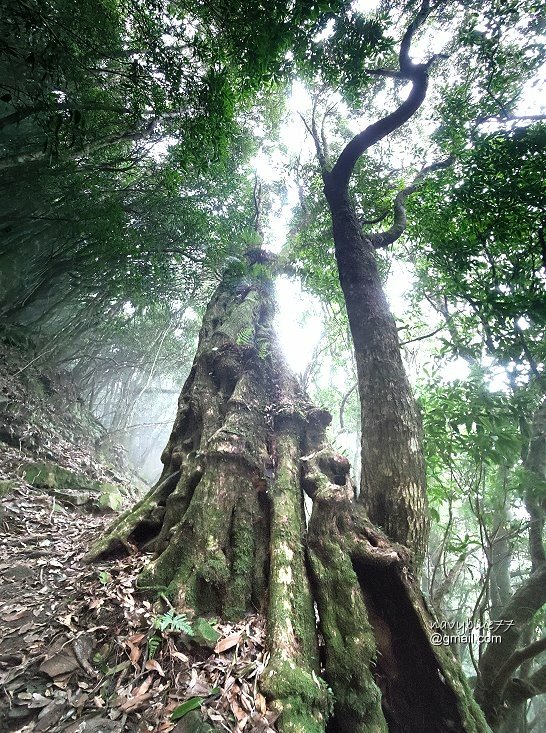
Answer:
400 325 444 345
475 563 546 724
328 72 429 190
369 156 453 248
495 636 546 688
503 663 546 709
399 0 431 72
339 381 357 430
327 1 437 190
359 210 389 226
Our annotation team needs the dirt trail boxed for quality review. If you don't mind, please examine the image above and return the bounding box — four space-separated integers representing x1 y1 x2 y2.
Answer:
0 479 275 733
0 481 118 732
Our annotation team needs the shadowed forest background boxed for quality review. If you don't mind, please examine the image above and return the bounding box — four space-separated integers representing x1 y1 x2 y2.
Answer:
0 0 545 732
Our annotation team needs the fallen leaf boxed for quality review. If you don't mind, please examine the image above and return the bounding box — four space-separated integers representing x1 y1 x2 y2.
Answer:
126 632 146 644
214 633 241 654
118 691 152 712
39 648 80 678
127 642 141 665
145 659 165 676
255 692 267 714
135 676 153 696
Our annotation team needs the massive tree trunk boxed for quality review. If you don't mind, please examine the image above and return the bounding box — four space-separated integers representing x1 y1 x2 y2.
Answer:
86 251 489 733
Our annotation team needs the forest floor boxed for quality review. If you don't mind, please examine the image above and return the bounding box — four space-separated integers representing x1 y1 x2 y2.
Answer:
0 469 275 733
0 337 276 733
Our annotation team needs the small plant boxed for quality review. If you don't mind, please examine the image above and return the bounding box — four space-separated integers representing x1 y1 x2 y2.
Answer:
152 609 194 635
147 634 161 659
326 685 336 716
256 337 270 360
237 325 254 346
98 571 111 585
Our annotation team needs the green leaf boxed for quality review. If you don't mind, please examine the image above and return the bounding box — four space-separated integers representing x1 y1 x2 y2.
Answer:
171 697 204 720
106 660 131 675
153 609 194 634
430 506 440 523
147 634 161 658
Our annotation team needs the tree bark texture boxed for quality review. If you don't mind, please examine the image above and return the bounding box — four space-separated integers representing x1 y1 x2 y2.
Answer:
323 183 428 562
86 253 488 732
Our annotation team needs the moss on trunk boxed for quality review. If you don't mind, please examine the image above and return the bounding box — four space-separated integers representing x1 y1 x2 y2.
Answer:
86 250 491 733
306 464 490 733
85 252 275 618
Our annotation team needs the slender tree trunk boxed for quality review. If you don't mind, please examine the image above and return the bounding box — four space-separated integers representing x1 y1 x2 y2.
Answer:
323 184 428 562
86 252 489 733
489 505 512 622
474 399 546 730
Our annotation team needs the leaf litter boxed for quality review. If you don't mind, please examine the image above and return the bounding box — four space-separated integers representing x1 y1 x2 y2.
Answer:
0 479 278 732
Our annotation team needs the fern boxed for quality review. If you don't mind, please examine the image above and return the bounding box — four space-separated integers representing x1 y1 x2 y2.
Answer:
257 340 270 360
147 634 161 658
237 325 254 346
153 609 194 635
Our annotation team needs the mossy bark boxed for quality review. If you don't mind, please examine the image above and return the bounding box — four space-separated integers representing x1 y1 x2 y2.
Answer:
85 252 274 618
86 251 491 733
260 382 331 732
305 456 490 733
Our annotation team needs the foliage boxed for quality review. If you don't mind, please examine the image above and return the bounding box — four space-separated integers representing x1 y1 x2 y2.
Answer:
171 688 221 721
152 608 194 634
98 571 112 585
420 372 522 472
147 634 162 659
410 125 546 372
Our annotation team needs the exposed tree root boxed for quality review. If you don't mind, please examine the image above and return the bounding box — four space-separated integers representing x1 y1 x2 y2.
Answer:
306 465 490 733
85 257 491 732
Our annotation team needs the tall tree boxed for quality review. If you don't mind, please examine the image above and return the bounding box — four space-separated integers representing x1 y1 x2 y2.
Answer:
85 249 490 732
305 1 439 561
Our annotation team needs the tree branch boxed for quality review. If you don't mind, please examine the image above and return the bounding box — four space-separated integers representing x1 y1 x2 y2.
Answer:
400 325 445 345
299 94 334 173
494 636 546 690
523 397 546 570
327 0 438 190
502 663 546 709
359 210 390 226
476 113 546 125
0 102 134 131
0 117 161 171
476 563 546 722
339 382 358 430
369 156 453 248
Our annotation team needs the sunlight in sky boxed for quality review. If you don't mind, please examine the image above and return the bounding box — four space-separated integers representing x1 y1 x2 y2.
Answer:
253 6 546 399
351 0 381 12
442 356 471 383
274 277 323 376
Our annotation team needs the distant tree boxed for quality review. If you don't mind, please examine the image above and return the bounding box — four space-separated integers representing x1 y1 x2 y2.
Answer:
407 124 546 731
